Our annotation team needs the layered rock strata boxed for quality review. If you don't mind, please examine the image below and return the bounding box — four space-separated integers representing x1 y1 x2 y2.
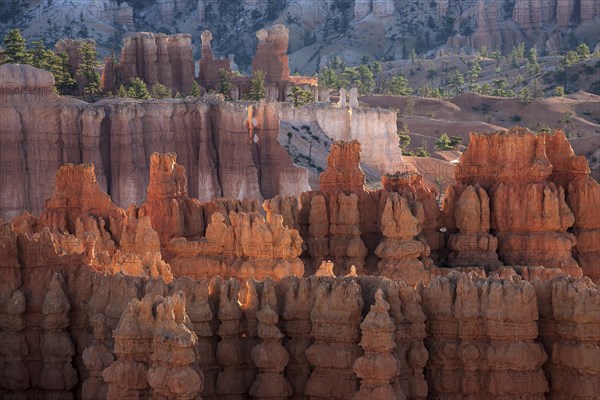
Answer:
446 185 501 270
102 32 195 95
0 64 309 219
546 132 600 284
352 289 400 400
453 128 583 277
39 273 78 399
305 279 364 399
249 285 293 399
103 293 203 400
420 272 549 399
375 192 431 284
533 276 600 400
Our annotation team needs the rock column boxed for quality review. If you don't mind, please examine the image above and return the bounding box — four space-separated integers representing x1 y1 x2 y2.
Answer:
375 193 430 284
352 289 400 400
446 185 501 271
147 294 203 399
82 314 114 400
281 277 315 398
215 279 247 399
305 279 364 399
534 277 600 399
249 299 292 399
39 273 78 399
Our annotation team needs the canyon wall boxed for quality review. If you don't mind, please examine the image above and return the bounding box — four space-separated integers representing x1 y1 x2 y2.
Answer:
0 64 309 219
444 0 600 53
280 102 411 176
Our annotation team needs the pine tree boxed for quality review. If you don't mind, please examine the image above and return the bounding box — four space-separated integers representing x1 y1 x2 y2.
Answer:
415 146 430 157
532 79 543 98
127 77 151 99
29 40 49 69
435 133 453 150
117 85 128 97
318 66 339 90
248 70 266 101
518 87 532 104
554 86 565 97
190 80 201 97
76 42 101 101
409 49 417 64
576 43 590 61
217 69 232 100
356 64 375 94
289 86 314 107
448 71 465 95
150 82 172 99
2 28 32 64
51 51 77 95
526 48 541 75
387 75 410 95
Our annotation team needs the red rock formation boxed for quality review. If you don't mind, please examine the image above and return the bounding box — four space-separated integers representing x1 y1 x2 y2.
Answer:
146 293 203 399
215 279 247 398
382 280 428 400
305 279 364 399
138 152 204 246
82 314 114 400
40 273 78 399
252 101 311 199
453 128 582 277
249 286 292 399
0 65 309 218
375 192 431 285
353 289 400 400
168 208 305 280
263 195 301 230
320 140 366 194
420 272 549 399
198 30 232 92
252 24 291 83
0 289 28 397
328 192 368 274
382 172 443 262
546 131 600 284
446 185 501 270
281 277 316 398
204 24 317 101
534 276 600 400
103 293 203 400
102 32 195 95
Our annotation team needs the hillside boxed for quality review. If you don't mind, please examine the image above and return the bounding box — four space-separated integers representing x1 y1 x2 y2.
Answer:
1 0 599 74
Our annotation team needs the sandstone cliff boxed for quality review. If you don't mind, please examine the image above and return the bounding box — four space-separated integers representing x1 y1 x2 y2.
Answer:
0 64 309 219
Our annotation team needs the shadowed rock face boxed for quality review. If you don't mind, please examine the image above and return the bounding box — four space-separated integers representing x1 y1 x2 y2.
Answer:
0 64 309 220
101 32 195 95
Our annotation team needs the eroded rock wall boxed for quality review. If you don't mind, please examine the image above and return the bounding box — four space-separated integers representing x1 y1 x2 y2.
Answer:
0 65 309 219
2 245 599 400
102 32 195 95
